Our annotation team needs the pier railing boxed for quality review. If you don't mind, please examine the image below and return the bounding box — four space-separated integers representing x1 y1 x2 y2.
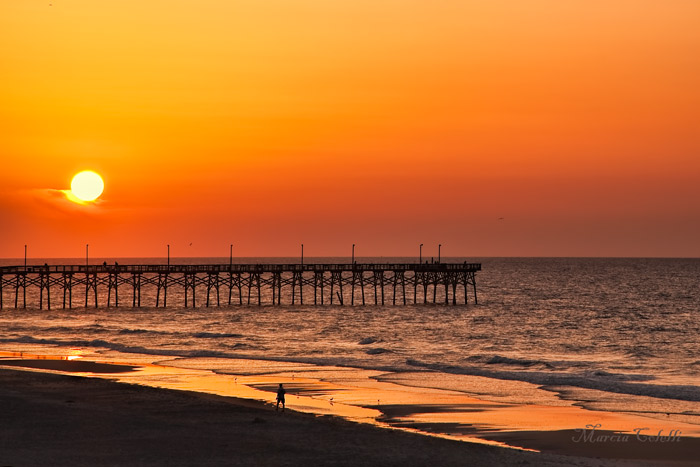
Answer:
0 263 481 274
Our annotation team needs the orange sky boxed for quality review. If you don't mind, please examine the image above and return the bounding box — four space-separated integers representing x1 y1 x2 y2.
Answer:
1 1 699 258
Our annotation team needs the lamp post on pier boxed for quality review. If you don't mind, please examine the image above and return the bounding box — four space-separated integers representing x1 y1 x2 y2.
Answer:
229 244 233 269
352 244 355 266
301 244 304 267
438 244 441 263
419 244 423 264
86 244 89 267
24 245 27 270
167 244 170 267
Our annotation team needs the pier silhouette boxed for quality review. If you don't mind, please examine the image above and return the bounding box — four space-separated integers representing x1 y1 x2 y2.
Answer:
0 262 480 309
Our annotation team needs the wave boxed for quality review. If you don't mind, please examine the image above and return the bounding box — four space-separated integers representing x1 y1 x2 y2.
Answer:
365 348 391 355
0 336 237 360
486 355 543 367
465 354 557 369
624 348 657 359
192 332 243 339
118 328 168 335
358 337 380 345
406 359 700 403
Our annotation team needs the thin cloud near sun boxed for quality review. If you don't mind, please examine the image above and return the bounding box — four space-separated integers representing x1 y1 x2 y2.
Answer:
33 188 102 211
23 170 107 213
61 188 100 206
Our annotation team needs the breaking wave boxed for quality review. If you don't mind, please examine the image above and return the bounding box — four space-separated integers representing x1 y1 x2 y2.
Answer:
405 358 700 402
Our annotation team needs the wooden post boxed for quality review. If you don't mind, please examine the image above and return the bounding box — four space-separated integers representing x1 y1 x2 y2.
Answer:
380 271 385 305
85 271 98 308
292 270 303 305
432 273 438 304
184 273 196 308
206 273 212 307
272 272 278 305
39 269 51 310
314 271 324 305
472 272 478 305
247 273 253 305
215 273 220 306
206 273 220 307
413 271 418 304
15 273 26 309
337 271 343 305
329 271 335 305
107 271 119 308
351 270 355 306
114 272 119 307
156 273 167 307
360 270 365 305
401 271 406 305
39 272 44 310
256 273 261 306
228 272 235 305
277 272 282 305
132 273 141 308
233 272 242 305
330 271 343 305
84 270 89 307
272 271 282 305
351 269 365 306
444 272 449 305
62 273 72 309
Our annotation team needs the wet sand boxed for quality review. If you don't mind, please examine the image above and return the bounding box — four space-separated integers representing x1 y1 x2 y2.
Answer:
0 359 697 466
0 359 137 373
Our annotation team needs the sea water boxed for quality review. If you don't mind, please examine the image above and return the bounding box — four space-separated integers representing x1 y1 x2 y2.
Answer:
1 257 699 426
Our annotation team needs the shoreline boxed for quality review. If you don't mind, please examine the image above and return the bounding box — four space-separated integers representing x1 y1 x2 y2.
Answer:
2 356 699 465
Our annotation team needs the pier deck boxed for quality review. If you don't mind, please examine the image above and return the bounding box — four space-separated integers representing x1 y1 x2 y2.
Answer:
0 262 481 309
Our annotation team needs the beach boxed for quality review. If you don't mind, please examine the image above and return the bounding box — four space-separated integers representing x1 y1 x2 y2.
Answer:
0 365 569 467
1 360 699 466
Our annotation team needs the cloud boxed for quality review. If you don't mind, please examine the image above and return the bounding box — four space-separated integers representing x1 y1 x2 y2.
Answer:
61 189 89 205
27 188 104 216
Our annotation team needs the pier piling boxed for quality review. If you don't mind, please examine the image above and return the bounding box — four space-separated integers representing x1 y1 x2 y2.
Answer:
0 262 480 309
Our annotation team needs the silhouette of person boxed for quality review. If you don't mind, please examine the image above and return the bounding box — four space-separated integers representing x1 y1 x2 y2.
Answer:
276 383 286 412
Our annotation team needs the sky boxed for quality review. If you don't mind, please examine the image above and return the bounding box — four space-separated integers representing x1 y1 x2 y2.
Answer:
1 1 699 258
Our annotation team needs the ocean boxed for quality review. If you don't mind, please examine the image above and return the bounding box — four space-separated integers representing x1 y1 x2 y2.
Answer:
1 257 699 430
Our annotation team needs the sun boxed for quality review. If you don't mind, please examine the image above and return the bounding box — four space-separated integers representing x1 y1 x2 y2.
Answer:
70 171 104 202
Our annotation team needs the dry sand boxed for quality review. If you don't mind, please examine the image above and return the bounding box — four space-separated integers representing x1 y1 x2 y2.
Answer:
0 362 695 466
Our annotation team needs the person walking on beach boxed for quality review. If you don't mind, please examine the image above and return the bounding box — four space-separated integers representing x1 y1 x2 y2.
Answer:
276 383 286 412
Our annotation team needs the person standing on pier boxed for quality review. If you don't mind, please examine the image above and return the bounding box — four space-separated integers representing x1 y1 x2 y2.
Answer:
276 383 286 412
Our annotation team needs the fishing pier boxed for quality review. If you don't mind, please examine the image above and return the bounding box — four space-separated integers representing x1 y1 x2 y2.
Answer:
0 262 480 309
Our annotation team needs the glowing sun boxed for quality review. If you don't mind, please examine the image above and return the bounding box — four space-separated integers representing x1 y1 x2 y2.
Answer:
70 171 104 202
